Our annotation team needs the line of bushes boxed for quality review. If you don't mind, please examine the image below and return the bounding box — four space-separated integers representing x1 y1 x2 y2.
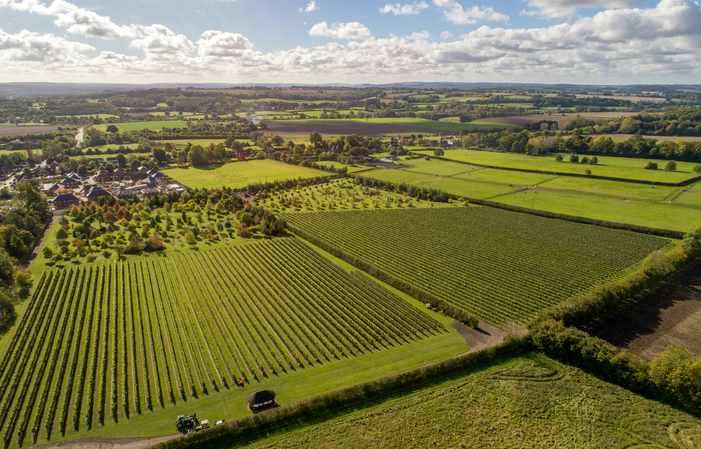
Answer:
527 226 701 417
424 153 701 187
287 224 478 328
154 339 525 449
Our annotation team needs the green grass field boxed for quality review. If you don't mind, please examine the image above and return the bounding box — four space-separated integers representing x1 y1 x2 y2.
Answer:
497 190 701 232
396 157 480 176
0 239 464 448
420 178 519 199
455 168 556 186
165 160 327 190
675 191 701 206
287 207 668 324
244 354 701 449
538 176 677 200
419 149 699 183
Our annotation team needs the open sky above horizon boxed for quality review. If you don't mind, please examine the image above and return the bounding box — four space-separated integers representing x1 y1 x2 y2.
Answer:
0 0 700 85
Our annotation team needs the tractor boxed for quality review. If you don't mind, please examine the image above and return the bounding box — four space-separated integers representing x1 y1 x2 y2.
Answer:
175 414 198 430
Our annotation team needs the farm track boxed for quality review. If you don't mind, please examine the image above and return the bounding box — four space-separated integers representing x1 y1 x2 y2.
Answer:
0 239 444 447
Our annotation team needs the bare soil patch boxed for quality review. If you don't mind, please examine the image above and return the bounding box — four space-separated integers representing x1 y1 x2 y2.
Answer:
0 125 60 136
485 112 641 125
263 121 437 136
452 320 508 354
592 262 701 359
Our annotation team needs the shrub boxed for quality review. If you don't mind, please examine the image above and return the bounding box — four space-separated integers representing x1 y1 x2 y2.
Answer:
124 235 145 254
589 156 598 165
694 165 701 174
665 160 677 172
569 154 579 163
644 162 658 170
145 233 166 251
433 148 444 156
555 154 563 162
236 225 252 238
580 156 589 164
585 169 591 175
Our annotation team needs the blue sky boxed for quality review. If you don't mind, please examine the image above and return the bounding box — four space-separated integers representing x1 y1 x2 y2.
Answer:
0 0 699 84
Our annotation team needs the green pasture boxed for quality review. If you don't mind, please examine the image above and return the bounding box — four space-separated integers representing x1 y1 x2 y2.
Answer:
358 169 434 185
396 157 480 177
538 176 677 200
496 189 701 232
455 168 555 186
674 191 701 206
245 355 701 449
420 149 699 183
420 178 517 199
165 160 327 190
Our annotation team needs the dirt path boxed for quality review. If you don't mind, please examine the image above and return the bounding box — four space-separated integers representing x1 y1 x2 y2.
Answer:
29 434 180 449
26 214 61 269
452 320 510 353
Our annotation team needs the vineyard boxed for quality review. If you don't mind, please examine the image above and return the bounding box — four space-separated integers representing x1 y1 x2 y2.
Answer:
286 207 670 324
0 238 444 447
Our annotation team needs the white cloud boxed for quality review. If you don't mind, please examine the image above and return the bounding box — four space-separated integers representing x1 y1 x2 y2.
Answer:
440 30 453 38
308 21 372 40
0 0 136 39
130 24 194 59
298 1 317 12
522 0 641 19
432 0 509 24
0 0 700 83
197 30 253 58
380 2 429 15
0 27 93 62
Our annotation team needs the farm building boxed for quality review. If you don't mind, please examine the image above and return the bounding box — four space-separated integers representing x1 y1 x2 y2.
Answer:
51 193 80 209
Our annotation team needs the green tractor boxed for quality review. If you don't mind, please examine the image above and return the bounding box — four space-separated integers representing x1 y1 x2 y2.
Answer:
175 414 198 430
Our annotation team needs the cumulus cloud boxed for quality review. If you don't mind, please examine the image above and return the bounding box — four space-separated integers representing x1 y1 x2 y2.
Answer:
380 2 429 15
440 30 453 38
522 0 642 18
130 24 194 59
308 21 372 40
298 1 317 12
0 0 700 83
0 0 136 39
197 30 253 58
0 27 93 62
433 0 509 24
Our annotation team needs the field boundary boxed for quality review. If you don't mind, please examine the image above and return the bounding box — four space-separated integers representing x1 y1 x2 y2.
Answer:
352 174 686 238
419 152 701 187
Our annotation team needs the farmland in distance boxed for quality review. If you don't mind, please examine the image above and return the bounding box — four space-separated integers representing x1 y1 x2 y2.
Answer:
286 207 670 324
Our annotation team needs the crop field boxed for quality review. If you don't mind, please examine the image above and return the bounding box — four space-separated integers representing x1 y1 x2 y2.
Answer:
0 239 445 447
255 178 458 213
286 207 669 324
497 190 701 233
419 149 700 183
95 121 190 132
265 119 520 136
165 160 327 190
245 355 701 449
